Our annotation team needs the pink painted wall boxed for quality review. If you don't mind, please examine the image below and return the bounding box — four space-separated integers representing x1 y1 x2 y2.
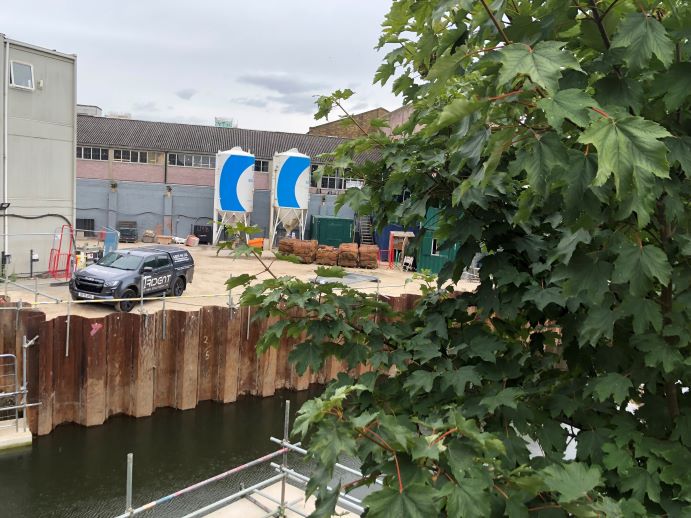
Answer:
112 162 164 183
77 159 276 189
254 172 269 190
167 166 214 186
76 160 109 180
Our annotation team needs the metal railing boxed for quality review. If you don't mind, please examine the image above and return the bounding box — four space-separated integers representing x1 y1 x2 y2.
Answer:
0 336 40 432
0 353 19 431
112 400 375 518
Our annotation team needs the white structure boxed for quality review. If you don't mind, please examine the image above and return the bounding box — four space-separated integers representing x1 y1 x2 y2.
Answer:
0 35 76 274
213 146 255 243
269 148 310 246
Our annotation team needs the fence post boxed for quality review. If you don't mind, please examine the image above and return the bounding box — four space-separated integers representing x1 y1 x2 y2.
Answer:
22 336 27 432
13 353 19 432
227 288 233 319
15 298 21 330
162 291 167 340
65 299 71 357
280 399 290 517
126 452 134 516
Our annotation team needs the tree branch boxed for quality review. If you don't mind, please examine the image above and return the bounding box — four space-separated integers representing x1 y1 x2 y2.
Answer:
601 0 621 19
333 99 387 147
588 0 611 49
479 0 511 44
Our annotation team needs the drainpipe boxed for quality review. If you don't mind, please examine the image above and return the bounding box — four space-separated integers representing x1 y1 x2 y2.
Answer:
3 37 9 256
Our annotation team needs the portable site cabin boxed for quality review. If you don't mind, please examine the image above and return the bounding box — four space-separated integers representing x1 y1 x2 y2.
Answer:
416 207 457 274
309 215 353 247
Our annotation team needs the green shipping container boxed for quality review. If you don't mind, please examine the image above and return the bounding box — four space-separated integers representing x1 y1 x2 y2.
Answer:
417 208 457 274
310 215 354 247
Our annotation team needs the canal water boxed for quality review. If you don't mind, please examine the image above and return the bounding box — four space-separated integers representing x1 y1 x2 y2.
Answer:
0 389 321 518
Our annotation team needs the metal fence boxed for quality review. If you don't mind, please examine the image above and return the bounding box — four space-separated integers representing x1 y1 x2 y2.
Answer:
0 336 39 432
0 353 19 430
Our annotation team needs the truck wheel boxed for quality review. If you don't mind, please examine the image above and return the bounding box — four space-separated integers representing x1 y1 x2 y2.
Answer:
116 289 137 312
172 277 185 297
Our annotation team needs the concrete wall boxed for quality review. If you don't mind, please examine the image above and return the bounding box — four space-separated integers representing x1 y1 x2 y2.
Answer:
1 37 76 275
77 179 214 238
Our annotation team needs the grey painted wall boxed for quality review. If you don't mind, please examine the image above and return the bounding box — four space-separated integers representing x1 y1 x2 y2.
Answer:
1 37 76 274
77 179 357 243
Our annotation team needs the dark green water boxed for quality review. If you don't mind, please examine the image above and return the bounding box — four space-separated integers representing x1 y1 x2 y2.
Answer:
0 389 321 518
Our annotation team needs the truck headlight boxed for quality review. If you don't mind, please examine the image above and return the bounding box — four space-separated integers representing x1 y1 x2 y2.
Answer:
104 280 121 288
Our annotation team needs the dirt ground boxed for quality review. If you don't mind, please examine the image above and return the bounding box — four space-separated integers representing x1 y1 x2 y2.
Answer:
4 242 478 319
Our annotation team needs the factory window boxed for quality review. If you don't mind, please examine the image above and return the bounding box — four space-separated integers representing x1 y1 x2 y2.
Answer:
319 168 359 192
254 159 269 172
9 61 34 90
113 149 157 164
310 164 320 187
76 147 108 160
76 218 97 237
167 153 216 169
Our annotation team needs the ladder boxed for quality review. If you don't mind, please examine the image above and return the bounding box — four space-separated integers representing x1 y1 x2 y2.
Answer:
358 216 374 245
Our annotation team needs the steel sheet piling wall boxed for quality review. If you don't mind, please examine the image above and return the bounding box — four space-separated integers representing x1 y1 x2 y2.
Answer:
0 295 421 435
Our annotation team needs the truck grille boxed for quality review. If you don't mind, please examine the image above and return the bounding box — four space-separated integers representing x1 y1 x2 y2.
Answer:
75 278 104 293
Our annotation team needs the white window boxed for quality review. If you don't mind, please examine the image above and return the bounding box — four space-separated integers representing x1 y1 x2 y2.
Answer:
9 61 34 90
113 149 157 164
431 238 440 256
167 153 215 169
320 167 359 192
76 147 108 161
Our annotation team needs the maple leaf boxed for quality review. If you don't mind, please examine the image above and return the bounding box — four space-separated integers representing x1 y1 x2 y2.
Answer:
610 12 674 70
498 41 582 94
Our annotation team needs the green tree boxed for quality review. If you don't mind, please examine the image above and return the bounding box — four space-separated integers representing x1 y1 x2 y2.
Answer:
234 1 691 515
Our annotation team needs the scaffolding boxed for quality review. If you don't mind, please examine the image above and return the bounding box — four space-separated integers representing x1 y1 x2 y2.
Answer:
112 400 378 518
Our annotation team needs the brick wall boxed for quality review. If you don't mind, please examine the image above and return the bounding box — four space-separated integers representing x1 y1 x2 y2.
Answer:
307 107 390 138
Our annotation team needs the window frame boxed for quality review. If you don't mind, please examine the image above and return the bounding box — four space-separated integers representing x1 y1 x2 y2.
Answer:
431 238 441 257
168 152 215 169
9 60 35 91
254 159 269 173
77 146 109 161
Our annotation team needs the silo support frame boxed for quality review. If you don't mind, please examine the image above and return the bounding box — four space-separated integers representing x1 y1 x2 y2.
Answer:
214 212 249 245
270 208 306 249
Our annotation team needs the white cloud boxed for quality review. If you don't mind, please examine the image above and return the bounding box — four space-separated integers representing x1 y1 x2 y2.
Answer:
1 0 401 132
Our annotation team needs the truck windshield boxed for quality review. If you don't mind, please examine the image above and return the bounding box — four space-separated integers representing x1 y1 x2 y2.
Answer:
97 252 142 271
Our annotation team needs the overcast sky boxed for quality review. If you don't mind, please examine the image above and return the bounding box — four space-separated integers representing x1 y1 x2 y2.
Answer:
2 1 399 132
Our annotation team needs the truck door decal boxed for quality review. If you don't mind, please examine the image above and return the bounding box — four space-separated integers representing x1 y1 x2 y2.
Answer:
142 274 172 292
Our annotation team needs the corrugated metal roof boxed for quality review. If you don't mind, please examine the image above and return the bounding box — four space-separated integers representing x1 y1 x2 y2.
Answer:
77 115 360 161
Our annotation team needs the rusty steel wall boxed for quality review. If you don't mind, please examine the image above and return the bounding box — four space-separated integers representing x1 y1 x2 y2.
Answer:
0 294 422 436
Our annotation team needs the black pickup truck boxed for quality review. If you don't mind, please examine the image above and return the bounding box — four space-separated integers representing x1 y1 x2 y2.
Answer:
69 246 195 312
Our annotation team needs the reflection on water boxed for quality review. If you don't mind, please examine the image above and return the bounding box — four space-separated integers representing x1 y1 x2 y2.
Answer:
0 389 321 518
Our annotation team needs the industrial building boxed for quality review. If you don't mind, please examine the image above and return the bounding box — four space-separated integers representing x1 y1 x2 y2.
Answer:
76 113 364 242
0 34 76 275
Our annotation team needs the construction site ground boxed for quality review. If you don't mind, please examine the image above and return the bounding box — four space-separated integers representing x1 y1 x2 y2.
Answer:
4 242 478 319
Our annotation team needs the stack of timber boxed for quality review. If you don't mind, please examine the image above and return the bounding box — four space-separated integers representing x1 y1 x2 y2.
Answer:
359 244 380 269
278 238 297 254
338 243 359 268
293 240 319 263
316 245 338 266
